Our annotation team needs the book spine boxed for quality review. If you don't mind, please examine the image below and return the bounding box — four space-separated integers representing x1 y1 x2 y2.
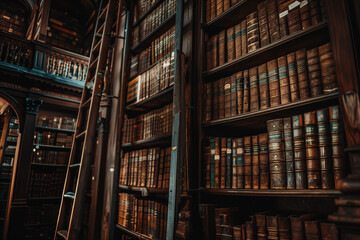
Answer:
266 0 280 42
259 133 269 189
232 139 238 189
266 215 279 239
258 63 270 109
319 43 338 94
307 47 323 97
277 0 290 38
221 138 227 189
237 138 245 188
219 30 226 66
304 111 321 189
296 49 310 100
230 75 237 117
243 70 250 113
299 0 311 30
287 0 301 34
267 59 280 107
215 137 221 188
205 82 213 121
240 20 247 56
224 77 232 118
292 114 307 189
213 80 220 120
224 0 230 11
204 140 211 189
252 135 260 189
210 138 216 188
250 66 259 112
246 11 260 53
210 0 216 20
287 52 300 102
234 23 242 58
216 0 224 16
219 78 225 119
309 0 321 25
227 26 235 62
226 138 232 188
283 117 295 189
258 1 270 47
278 56 290 104
244 136 252 189
304 220 321 240
236 71 244 115
320 222 339 240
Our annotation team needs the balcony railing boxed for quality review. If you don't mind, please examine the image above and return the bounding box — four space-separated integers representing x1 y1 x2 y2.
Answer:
0 32 89 88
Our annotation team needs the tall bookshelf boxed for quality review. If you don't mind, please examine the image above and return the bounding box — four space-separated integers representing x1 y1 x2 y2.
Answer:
195 0 359 239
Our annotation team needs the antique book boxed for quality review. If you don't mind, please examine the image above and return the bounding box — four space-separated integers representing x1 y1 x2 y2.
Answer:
249 66 259 111
224 0 230 11
234 23 242 58
219 30 226 66
224 77 232 118
287 52 300 101
210 138 216 188
236 71 244 114
266 0 280 42
277 0 290 38
216 0 224 16
287 0 301 34
230 74 237 116
210 0 217 20
240 20 247 56
243 70 250 112
306 47 323 97
278 215 291 240
309 0 321 25
244 136 252 189
267 118 286 189
299 0 311 30
205 82 213 121
211 35 219 69
255 212 268 240
215 137 221 188
204 138 211 188
266 215 279 240
278 56 290 104
206 0 211 23
226 138 232 188
232 139 238 189
219 78 225 119
257 1 270 47
258 63 270 109
252 135 260 189
246 218 255 240
296 49 310 100
267 59 280 107
246 11 260 53
259 133 269 189
304 111 321 189
320 222 339 240
227 26 235 62
304 220 321 240
318 43 338 94
283 117 295 189
221 138 227 188
290 214 316 240
236 137 245 188
213 80 220 120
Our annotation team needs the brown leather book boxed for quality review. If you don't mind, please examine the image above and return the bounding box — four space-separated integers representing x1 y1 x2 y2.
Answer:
266 0 280 42
233 225 242 240
204 139 211 189
221 138 227 189
246 218 255 240
237 138 245 189
259 133 269 189
246 11 260 53
252 135 260 189
216 0 224 17
244 136 252 189
306 47 323 97
211 0 217 20
287 52 300 101
206 37 212 71
296 49 310 100
224 77 232 118
243 69 250 112
320 222 339 240
257 1 270 47
249 66 259 111
309 0 321 25
290 214 316 240
318 43 338 94
205 82 213 121
304 111 321 189
230 74 237 117
292 114 307 189
226 138 232 188
224 0 230 11
236 71 244 114
227 26 235 62
278 56 290 104
277 0 290 38
316 108 334 189
232 139 238 189
219 30 226 66
267 118 286 189
258 63 270 109
234 23 242 58
240 20 247 55
266 215 279 239
267 59 280 107
211 35 218 69
219 78 225 119
304 220 321 240
283 117 295 189
329 105 345 189
255 212 268 240
213 80 220 120
278 215 291 240
287 0 301 34
319 0 327 21
300 0 311 30
206 0 211 23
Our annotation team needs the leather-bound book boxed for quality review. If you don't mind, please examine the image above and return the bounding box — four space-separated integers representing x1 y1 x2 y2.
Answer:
243 69 250 113
242 223 246 240
267 59 280 107
320 222 339 240
211 35 219 68
244 136 252 189
204 138 211 189
316 108 334 189
266 215 279 240
213 80 220 120
278 215 291 240
287 52 300 101
283 117 295 189
266 0 280 42
219 78 225 119
227 26 235 62
306 47 323 97
210 138 216 188
277 0 290 38
226 138 232 188
304 111 321 189
234 23 242 58
237 138 245 188
246 11 260 53
329 105 345 189
304 220 321 240
258 63 270 109
259 133 270 189
257 1 270 47
205 82 213 121
206 0 211 23
225 77 232 118
232 139 238 189
267 118 286 189
233 225 242 240
158 149 164 188
246 218 255 240
215 137 221 188
287 0 301 34
224 0 230 11
249 66 259 111
299 0 311 30
240 20 247 56
309 0 321 25
292 114 307 189
255 212 268 240
231 74 237 116
296 49 310 100
318 43 338 94
221 138 227 189
206 37 212 70
278 56 290 104
236 71 244 114
216 0 224 16
211 0 217 20
290 214 316 240
219 30 226 66
319 0 327 21
252 135 260 189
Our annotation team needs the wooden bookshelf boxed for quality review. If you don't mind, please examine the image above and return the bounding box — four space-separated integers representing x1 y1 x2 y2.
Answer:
118 185 168 196
116 224 152 240
133 0 165 27
35 126 75 134
33 144 72 151
121 133 172 150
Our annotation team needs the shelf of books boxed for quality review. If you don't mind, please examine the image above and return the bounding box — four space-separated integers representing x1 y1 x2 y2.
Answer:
197 0 347 239
116 0 178 238
0 1 28 37
23 111 76 240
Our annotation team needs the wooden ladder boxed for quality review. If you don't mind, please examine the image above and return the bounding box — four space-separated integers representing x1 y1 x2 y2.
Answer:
54 0 117 239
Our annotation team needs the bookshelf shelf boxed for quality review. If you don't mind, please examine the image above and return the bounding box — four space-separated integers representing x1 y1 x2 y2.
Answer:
121 134 172 150
116 224 152 240
200 188 342 198
133 0 165 27
118 185 168 197
131 13 176 54
126 86 174 113
33 144 72 151
203 22 329 82
35 126 75 134
203 92 339 132
31 163 67 168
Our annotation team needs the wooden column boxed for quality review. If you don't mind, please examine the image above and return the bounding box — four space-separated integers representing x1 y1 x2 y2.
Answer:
4 97 42 240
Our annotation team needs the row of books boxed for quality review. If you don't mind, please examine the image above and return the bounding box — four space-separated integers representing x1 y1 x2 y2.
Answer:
119 147 171 189
212 208 338 240
133 0 158 24
206 0 327 70
0 41 33 67
127 52 174 105
118 192 168 239
27 168 66 198
203 105 344 190
130 26 175 78
204 43 337 121
34 131 72 147
122 104 173 143
205 0 240 22
32 150 69 165
25 204 58 226
36 115 76 130
0 7 27 37
46 55 87 81
132 0 176 47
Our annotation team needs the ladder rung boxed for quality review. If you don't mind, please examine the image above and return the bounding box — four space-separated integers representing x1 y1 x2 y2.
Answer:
76 131 86 139
64 192 75 200
92 40 101 55
57 230 68 239
81 98 91 108
95 33 102 38
89 58 98 70
98 5 108 20
70 163 81 168
96 24 104 35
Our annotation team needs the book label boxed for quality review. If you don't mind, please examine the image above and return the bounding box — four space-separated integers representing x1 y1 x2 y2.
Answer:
300 0 309 8
289 1 300 11
279 10 289 19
